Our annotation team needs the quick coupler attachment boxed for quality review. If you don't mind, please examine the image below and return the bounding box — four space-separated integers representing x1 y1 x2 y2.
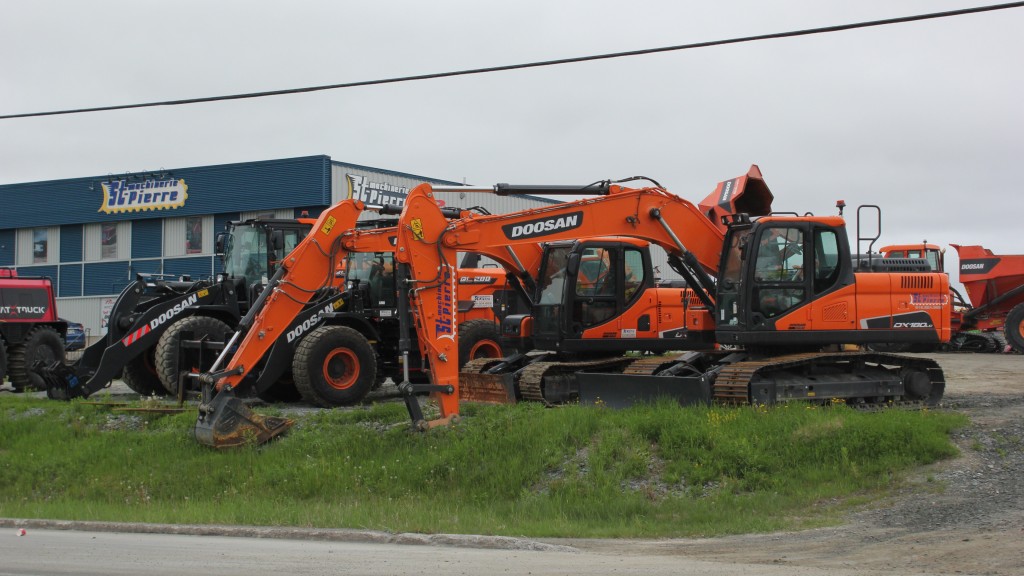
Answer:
33 360 86 401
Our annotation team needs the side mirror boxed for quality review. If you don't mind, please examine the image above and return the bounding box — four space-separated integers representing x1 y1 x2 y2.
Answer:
566 253 581 277
270 230 285 252
215 232 228 255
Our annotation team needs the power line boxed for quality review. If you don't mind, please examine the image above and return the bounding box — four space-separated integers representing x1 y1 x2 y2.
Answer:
3 1 1022 121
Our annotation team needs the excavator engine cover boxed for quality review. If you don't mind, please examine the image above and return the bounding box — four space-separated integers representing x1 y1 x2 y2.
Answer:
194 389 293 448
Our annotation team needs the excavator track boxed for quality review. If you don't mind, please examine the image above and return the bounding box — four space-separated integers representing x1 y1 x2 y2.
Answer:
712 351 945 406
461 357 505 374
518 357 634 404
621 356 683 375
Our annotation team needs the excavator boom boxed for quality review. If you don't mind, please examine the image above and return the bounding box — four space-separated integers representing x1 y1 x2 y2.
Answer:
394 181 732 424
194 199 367 447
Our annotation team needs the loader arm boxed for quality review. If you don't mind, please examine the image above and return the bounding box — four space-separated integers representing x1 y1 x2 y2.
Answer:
394 182 728 425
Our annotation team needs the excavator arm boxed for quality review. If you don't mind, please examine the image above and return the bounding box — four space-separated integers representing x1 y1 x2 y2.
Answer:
394 181 732 427
193 199 369 447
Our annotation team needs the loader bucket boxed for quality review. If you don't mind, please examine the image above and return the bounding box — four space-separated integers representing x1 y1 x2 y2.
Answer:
194 389 293 448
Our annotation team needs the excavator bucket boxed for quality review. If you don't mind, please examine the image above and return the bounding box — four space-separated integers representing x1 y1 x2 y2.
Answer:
460 372 517 404
194 389 293 448
698 164 775 233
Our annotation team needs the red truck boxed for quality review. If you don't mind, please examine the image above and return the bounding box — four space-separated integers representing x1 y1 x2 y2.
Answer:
0 268 67 391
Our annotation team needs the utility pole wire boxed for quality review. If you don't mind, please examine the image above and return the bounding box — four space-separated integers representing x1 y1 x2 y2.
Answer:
2 1 1022 121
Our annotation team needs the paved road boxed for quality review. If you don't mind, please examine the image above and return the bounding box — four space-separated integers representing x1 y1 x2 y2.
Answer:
0 527 894 576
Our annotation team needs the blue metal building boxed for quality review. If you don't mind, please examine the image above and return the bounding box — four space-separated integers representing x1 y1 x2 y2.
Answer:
0 155 552 337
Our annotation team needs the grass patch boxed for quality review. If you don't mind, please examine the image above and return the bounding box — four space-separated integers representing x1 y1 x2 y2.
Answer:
0 395 966 538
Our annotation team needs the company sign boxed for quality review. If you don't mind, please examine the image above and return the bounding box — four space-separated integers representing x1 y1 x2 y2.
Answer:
100 178 188 214
434 265 456 339
346 174 409 207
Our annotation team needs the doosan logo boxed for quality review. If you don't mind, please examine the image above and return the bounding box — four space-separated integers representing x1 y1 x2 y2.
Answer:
148 293 200 330
961 263 986 270
286 302 338 343
503 212 583 240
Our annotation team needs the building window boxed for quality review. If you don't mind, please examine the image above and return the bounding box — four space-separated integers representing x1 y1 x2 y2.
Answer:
32 228 48 263
186 216 203 254
17 226 58 265
101 223 118 260
85 222 130 261
163 215 213 257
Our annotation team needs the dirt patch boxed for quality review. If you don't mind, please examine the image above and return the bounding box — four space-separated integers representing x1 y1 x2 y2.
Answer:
553 352 1024 576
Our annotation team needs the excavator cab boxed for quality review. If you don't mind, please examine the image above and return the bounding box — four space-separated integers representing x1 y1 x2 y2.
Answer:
716 218 853 343
715 214 952 351
529 238 653 353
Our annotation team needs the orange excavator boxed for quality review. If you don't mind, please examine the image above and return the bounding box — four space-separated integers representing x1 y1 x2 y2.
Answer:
392 178 949 428
190 199 520 447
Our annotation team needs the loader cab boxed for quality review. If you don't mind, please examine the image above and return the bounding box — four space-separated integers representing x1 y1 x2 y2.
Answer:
716 217 852 343
219 219 308 308
532 238 650 351
344 251 398 311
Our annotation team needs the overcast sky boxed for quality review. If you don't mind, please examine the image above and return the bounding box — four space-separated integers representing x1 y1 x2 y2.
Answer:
2 1 1022 279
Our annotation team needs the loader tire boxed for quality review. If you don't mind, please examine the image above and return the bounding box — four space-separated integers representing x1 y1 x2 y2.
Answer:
154 315 233 395
8 326 65 392
293 325 376 407
1005 303 1024 353
0 340 8 384
458 319 504 368
120 349 166 396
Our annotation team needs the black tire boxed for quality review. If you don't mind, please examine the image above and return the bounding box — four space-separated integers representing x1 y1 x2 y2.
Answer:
0 339 7 384
1005 303 1024 354
154 315 233 394
8 326 65 392
458 319 504 368
121 349 166 396
293 325 377 407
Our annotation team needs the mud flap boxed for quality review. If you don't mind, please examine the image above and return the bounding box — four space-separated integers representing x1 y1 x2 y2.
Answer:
194 388 293 448
577 373 712 409
460 372 517 404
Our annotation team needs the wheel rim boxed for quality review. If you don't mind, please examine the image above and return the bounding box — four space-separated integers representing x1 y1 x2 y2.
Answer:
322 348 359 390
469 339 502 360
1016 319 1024 344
